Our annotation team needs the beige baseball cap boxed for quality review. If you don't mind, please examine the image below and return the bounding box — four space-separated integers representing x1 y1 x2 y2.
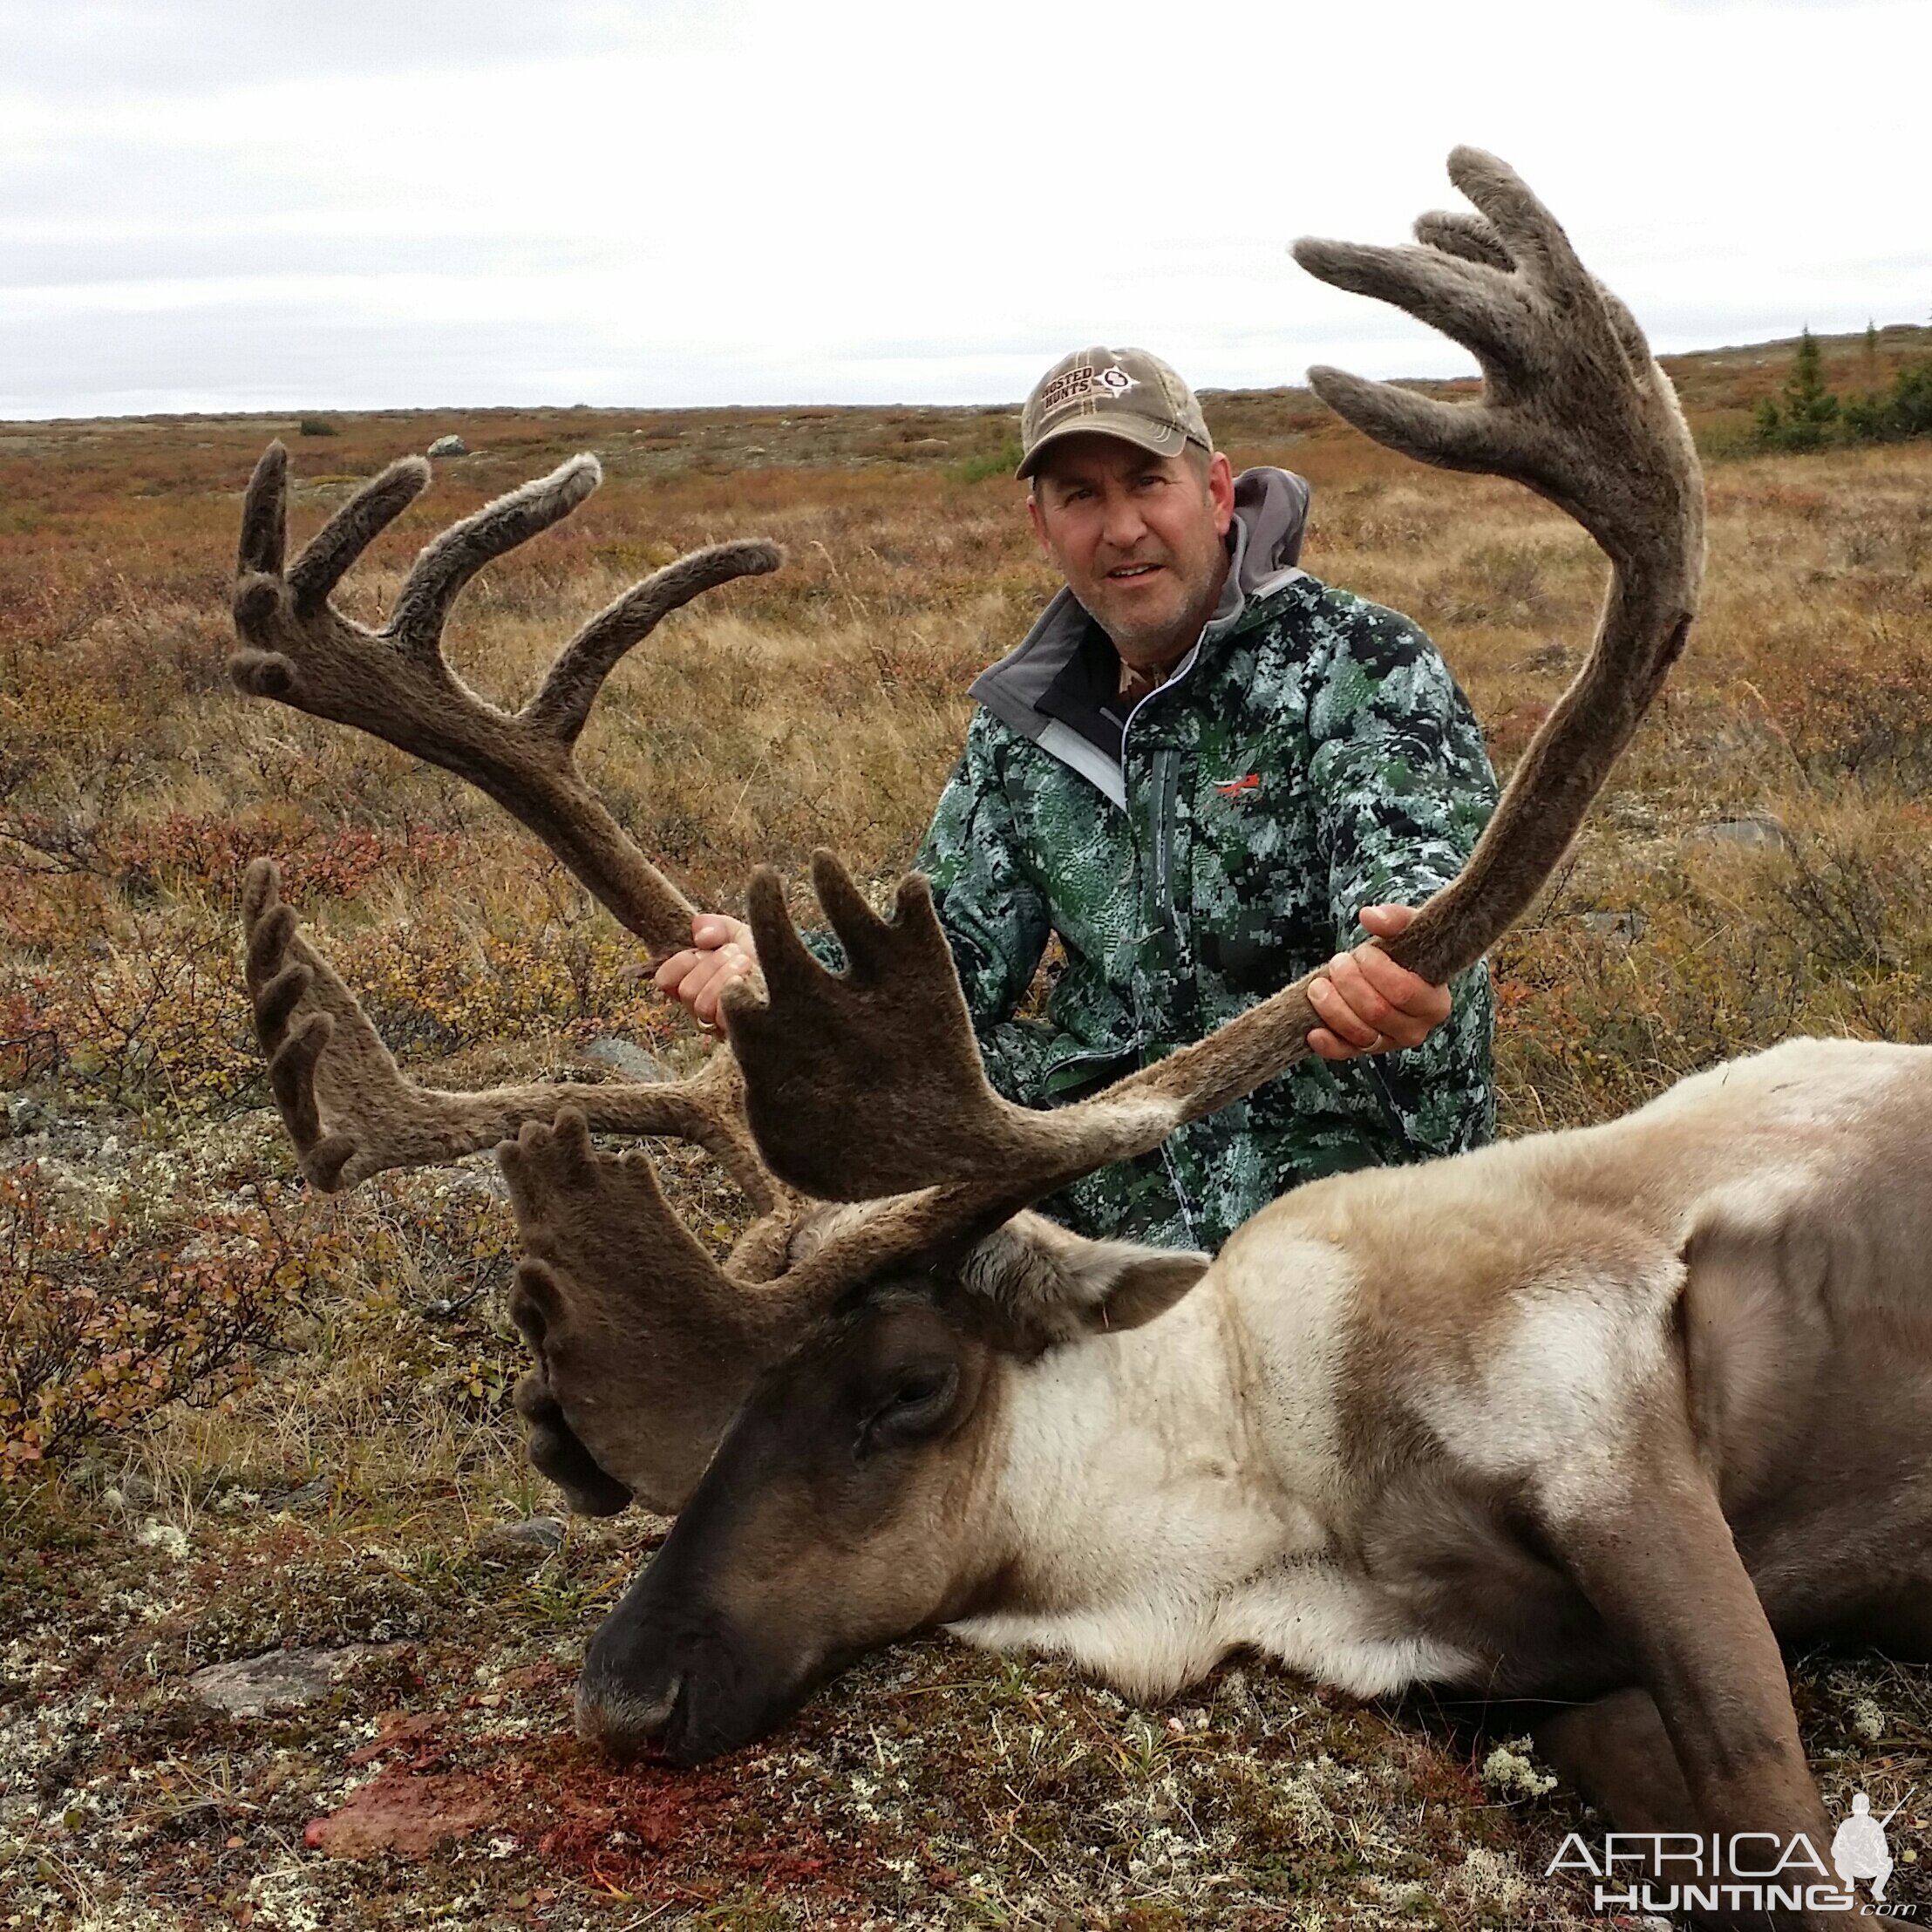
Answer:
1016 345 1212 480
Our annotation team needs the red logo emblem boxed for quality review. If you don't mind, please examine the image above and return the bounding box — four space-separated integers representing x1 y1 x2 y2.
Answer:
1214 773 1261 799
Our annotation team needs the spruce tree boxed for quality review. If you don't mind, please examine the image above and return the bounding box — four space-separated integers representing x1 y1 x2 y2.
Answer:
1763 328 1840 451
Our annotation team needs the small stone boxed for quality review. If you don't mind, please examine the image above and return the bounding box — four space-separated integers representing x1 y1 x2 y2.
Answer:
1580 909 1646 943
426 434 468 458
477 1516 565 1564
1514 639 1575 675
582 1037 670 1084
1688 814 1787 851
189 1644 394 1718
265 1475 331 1514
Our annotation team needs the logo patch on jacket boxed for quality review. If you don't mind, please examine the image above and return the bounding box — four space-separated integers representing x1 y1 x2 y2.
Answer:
1212 772 1262 799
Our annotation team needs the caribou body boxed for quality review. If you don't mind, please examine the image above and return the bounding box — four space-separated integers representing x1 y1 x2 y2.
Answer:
223 151 1925 1926
576 1034 1932 1792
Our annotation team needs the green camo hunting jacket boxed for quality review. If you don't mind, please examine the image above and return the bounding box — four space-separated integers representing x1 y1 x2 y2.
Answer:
913 468 1499 1252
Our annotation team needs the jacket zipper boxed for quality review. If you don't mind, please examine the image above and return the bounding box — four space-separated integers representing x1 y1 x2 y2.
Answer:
1118 644 1205 1242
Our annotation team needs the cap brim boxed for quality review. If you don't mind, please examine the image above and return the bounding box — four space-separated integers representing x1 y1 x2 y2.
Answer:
1016 415 1193 480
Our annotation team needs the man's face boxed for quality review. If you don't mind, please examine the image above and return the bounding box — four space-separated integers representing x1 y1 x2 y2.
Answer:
1027 435 1235 671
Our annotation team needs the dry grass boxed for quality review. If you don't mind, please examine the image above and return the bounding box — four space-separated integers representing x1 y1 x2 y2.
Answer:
3 344 1932 1927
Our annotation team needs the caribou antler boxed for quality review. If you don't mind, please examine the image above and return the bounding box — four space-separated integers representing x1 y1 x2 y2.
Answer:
241 858 778 1209
228 448 791 1216
723 148 1704 1220
224 449 878 1513
231 443 779 955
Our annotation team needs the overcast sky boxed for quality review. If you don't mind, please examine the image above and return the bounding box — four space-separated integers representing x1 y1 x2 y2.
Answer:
3 0 1926 419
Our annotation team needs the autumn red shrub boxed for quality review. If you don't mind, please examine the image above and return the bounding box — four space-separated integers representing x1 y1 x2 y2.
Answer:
0 1165 348 1473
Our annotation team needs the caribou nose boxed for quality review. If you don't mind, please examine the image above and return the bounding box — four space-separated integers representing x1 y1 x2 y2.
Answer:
574 1659 684 1761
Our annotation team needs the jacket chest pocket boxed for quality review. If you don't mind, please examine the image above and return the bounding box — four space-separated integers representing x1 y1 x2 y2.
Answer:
1190 766 1322 998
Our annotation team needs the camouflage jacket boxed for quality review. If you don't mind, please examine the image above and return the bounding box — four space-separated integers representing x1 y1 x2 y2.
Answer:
914 466 1500 1252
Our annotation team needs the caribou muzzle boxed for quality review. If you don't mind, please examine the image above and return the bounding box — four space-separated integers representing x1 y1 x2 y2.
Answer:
576 1572 818 1765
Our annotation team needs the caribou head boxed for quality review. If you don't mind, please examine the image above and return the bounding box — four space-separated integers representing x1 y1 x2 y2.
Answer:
228 150 1703 1762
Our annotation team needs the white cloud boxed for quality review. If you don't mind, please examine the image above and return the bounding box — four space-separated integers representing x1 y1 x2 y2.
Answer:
1 0 1926 417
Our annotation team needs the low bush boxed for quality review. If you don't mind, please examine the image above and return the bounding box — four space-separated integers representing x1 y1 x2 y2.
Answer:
0 1166 347 1473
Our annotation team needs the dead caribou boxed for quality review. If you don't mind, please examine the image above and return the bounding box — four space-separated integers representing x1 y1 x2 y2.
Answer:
227 152 1926 1924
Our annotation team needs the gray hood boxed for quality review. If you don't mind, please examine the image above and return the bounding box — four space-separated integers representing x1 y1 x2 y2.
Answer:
968 465 1311 753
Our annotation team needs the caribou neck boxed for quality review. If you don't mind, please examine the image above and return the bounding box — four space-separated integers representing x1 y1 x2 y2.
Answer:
949 1240 1370 1697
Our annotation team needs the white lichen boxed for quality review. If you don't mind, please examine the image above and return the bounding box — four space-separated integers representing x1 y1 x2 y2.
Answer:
1482 1735 1560 1799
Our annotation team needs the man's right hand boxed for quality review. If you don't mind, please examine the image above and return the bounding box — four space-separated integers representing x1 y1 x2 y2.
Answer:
654 914 758 1029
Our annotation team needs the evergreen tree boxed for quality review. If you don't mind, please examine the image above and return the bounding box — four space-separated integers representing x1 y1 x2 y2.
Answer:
1758 328 1840 451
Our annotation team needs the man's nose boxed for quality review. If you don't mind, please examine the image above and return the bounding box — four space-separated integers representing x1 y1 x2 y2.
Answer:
1099 488 1147 550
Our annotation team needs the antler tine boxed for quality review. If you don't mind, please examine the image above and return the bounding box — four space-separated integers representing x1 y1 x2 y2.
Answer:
1303 366 1518 476
523 539 782 748
1445 145 1584 290
287 457 432 612
1412 210 1512 272
1293 236 1529 392
238 441 289 578
387 455 601 656
225 442 787 954
239 858 780 1207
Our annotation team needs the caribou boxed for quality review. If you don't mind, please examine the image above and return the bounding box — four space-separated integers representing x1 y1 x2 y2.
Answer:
226 153 1927 1925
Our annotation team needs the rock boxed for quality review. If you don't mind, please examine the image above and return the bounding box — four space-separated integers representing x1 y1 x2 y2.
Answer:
582 1036 670 1084
189 1643 397 1718
1514 639 1575 675
1580 909 1646 943
101 1470 158 1508
1688 814 1787 851
476 1516 565 1564
426 434 468 458
265 1475 331 1514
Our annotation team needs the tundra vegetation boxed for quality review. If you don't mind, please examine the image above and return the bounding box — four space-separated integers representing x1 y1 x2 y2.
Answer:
4 323 1932 1928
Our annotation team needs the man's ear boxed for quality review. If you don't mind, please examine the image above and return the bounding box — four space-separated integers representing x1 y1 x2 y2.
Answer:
1208 451 1235 535
956 1210 1210 1350
1026 487 1052 555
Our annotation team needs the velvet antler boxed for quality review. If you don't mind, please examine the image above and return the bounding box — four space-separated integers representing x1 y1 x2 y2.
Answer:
231 445 779 956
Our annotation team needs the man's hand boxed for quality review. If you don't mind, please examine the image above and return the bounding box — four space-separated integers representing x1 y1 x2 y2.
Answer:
1305 904 1452 1062
653 914 758 1030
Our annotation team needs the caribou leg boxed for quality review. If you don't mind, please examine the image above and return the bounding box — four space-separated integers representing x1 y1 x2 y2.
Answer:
1534 1684 1698 1834
1553 1453 1890 1930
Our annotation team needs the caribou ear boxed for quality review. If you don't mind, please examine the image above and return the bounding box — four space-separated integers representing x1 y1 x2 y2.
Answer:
956 1211 1210 1350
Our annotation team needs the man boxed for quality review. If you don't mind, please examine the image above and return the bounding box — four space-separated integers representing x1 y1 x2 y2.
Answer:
658 348 1498 1249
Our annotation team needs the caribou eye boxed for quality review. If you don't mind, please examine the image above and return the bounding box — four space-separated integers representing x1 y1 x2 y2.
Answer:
856 1364 959 1456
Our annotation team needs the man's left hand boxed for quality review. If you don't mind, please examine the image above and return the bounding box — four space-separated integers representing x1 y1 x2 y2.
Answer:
1306 904 1452 1062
